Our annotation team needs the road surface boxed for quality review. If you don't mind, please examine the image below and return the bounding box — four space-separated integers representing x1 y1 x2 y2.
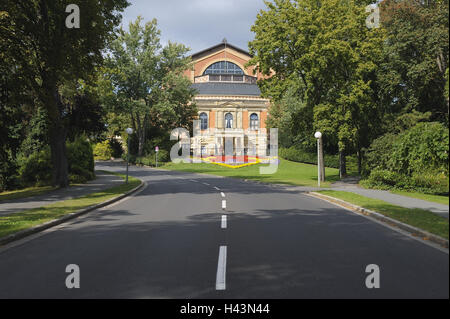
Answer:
0 162 448 298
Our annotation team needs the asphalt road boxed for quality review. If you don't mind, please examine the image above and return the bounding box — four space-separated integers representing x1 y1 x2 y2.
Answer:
0 162 448 298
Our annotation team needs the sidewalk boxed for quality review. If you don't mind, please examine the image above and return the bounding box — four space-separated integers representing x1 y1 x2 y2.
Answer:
272 176 448 218
330 178 449 219
0 171 123 216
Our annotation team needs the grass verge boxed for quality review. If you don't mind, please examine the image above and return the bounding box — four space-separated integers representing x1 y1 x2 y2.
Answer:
0 172 141 239
162 159 340 187
317 190 449 239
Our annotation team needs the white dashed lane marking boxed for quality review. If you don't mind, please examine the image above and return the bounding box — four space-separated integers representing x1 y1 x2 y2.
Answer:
221 215 227 229
216 246 227 290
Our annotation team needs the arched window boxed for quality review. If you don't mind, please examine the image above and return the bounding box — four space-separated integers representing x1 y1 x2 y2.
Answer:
225 113 233 129
250 113 259 130
203 61 244 75
199 112 208 130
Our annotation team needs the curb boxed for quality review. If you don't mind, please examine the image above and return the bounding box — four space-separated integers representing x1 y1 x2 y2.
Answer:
0 179 145 246
307 192 449 249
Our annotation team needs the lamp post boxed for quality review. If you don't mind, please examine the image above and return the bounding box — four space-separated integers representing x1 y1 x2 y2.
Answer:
125 128 133 183
314 131 325 187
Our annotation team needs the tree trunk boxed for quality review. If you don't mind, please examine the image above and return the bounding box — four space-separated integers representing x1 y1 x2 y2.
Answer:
45 85 69 188
339 150 347 179
357 149 362 176
138 131 145 157
49 123 69 188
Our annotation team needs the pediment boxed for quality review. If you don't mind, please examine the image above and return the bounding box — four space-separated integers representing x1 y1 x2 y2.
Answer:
217 101 242 108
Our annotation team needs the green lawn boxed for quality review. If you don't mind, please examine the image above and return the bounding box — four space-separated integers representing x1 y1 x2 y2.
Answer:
0 186 57 202
162 159 340 187
317 190 449 239
0 172 141 239
390 190 449 206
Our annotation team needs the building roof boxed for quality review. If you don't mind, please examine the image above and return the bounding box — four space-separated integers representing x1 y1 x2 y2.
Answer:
191 82 261 97
191 40 251 59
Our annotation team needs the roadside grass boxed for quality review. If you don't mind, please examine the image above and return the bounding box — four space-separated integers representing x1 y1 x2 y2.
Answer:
390 190 449 206
0 186 57 203
317 190 449 239
0 172 141 239
162 159 340 187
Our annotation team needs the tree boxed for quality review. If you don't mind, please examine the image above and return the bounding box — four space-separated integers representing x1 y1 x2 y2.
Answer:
60 80 107 141
1 0 129 187
101 17 197 156
249 0 385 176
378 0 449 125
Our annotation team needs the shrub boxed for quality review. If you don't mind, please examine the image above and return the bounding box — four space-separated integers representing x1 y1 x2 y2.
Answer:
279 146 340 168
18 147 53 186
0 154 21 191
390 122 449 176
364 133 398 174
362 122 449 194
67 138 95 183
362 169 449 195
109 137 123 158
361 169 406 189
135 149 169 167
18 138 95 187
93 140 113 161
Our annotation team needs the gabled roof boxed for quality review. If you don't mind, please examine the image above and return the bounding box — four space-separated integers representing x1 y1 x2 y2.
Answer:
190 40 252 60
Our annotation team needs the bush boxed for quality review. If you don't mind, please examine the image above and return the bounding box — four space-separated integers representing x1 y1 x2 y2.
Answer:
18 138 95 187
390 122 448 176
361 169 406 189
109 137 123 158
279 146 340 168
362 169 449 195
364 133 398 175
18 147 53 186
67 138 95 183
362 122 449 194
0 154 21 191
93 140 113 161
128 149 170 167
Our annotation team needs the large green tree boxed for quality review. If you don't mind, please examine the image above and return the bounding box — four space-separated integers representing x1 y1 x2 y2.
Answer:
249 0 385 176
101 17 197 156
378 0 449 125
0 0 128 187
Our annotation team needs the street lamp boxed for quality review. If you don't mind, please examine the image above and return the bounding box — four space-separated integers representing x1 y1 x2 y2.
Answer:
125 128 133 183
314 131 325 187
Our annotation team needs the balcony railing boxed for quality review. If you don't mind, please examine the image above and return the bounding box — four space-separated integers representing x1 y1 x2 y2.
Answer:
194 74 257 84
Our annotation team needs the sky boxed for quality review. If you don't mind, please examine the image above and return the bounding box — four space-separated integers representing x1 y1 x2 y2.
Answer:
120 0 267 55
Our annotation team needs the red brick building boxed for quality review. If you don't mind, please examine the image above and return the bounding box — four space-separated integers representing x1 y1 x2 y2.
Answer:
185 40 270 156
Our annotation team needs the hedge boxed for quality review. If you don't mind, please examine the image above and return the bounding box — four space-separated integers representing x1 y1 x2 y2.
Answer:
279 147 340 168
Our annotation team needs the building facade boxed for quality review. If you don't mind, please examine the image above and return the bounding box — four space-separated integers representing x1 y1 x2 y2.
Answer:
184 40 270 158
